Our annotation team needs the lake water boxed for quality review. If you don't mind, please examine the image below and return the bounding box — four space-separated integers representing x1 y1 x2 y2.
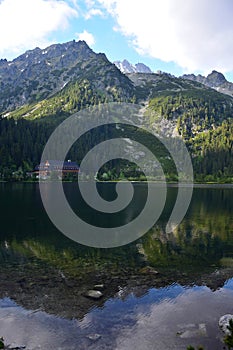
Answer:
0 182 233 349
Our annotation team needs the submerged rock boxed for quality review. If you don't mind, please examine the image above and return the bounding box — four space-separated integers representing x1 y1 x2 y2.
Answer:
84 290 103 299
177 323 207 338
86 334 101 341
139 266 159 275
93 284 105 291
219 314 233 335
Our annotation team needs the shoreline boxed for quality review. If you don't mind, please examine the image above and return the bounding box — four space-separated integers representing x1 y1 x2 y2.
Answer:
1 180 233 188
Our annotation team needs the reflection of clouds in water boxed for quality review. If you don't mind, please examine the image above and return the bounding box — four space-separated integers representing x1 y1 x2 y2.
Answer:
115 287 233 350
2 285 233 349
78 312 95 329
0 302 90 350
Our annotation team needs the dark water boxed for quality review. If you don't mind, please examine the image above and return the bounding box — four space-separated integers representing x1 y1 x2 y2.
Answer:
0 182 233 349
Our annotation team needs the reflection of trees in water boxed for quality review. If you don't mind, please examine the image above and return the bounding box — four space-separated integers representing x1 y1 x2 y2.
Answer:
1 196 233 275
141 188 233 269
0 187 233 320
141 225 223 269
0 236 142 277
0 186 233 276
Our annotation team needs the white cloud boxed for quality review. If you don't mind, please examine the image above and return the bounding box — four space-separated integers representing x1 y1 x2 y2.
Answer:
0 0 78 58
84 0 95 8
76 29 95 46
84 8 104 19
96 0 233 73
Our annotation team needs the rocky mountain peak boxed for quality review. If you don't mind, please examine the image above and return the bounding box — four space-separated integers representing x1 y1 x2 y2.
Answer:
13 40 94 66
135 63 152 73
182 70 233 96
206 70 227 86
0 40 134 113
114 59 152 74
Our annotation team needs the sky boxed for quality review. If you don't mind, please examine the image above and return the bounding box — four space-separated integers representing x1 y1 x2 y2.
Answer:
1 0 233 80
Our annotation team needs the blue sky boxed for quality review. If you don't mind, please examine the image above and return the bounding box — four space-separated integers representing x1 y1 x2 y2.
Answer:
1 0 233 81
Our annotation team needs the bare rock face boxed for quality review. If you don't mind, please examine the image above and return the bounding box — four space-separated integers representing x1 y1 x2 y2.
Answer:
135 63 152 74
114 59 152 74
182 70 233 97
0 40 134 113
206 70 227 87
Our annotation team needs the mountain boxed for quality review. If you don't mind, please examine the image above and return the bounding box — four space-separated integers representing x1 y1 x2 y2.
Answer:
182 70 233 97
0 40 135 114
114 59 152 74
1 40 233 183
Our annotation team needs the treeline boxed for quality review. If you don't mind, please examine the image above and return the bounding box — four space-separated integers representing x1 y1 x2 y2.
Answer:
0 117 177 181
1 84 233 182
0 76 136 181
0 117 53 180
1 113 233 182
149 90 233 182
8 78 136 121
149 89 233 137
191 119 233 182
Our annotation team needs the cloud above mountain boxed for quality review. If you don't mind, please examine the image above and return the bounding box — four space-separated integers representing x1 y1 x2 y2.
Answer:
1 0 233 75
0 0 77 57
97 0 233 73
76 30 95 46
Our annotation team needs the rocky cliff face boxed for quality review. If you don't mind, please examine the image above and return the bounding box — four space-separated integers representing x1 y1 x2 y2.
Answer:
114 59 152 74
0 40 135 113
182 70 233 96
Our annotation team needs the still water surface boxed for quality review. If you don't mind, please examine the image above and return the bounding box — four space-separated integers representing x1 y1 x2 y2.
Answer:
0 183 233 349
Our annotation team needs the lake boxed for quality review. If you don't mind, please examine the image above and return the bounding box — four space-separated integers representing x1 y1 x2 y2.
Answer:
0 182 233 349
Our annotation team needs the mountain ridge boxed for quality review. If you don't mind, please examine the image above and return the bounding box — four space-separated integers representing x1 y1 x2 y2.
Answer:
0 40 135 114
182 70 233 97
114 59 152 74
1 40 233 182
113 58 233 98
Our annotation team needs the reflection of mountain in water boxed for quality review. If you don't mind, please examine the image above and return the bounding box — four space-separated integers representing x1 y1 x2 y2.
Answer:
0 185 233 318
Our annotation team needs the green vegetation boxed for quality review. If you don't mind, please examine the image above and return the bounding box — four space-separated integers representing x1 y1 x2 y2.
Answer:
148 87 233 182
224 319 233 349
0 117 53 179
1 66 233 182
0 116 178 181
6 78 133 122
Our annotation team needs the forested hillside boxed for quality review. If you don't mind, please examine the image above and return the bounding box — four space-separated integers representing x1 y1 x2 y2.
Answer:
0 41 233 182
147 86 233 181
